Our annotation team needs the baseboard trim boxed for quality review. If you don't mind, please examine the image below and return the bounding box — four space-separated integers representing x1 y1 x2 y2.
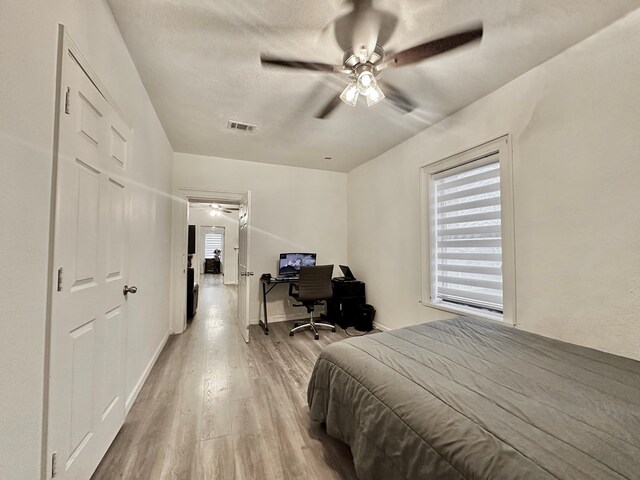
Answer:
125 331 169 413
373 320 392 332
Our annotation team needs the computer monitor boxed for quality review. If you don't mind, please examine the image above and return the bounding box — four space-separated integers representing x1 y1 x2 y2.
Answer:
278 253 317 277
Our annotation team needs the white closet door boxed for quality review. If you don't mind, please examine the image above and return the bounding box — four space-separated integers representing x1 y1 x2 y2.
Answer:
49 46 132 479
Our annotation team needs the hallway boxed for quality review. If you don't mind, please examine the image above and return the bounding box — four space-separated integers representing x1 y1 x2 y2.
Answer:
92 274 357 479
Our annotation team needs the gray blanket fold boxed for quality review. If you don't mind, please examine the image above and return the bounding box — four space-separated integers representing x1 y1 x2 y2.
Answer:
307 317 640 480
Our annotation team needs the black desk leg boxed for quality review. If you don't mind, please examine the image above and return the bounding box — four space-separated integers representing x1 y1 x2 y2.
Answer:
260 282 269 335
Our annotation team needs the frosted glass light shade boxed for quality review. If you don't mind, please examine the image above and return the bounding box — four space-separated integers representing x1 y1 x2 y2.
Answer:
366 84 385 106
356 71 375 95
340 82 359 106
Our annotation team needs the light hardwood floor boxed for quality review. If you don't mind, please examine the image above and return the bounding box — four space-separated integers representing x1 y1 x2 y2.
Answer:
93 275 358 479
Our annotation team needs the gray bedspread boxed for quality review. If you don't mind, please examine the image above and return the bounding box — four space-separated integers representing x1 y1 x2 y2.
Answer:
307 317 640 480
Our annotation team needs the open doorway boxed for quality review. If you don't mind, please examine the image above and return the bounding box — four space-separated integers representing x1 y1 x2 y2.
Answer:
187 201 239 318
171 189 252 342
189 203 239 285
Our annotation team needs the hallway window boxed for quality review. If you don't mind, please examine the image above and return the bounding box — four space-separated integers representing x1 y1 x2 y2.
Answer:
205 233 223 258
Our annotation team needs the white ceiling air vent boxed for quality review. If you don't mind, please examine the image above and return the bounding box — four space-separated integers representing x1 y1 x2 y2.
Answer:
227 120 257 133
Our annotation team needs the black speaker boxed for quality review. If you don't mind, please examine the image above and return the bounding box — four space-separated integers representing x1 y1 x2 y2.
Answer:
188 224 196 254
354 304 375 332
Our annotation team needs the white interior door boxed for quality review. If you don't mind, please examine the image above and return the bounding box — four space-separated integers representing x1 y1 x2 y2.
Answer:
48 44 132 479
237 192 252 343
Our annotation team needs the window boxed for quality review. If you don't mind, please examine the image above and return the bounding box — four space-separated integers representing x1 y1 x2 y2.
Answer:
204 232 223 258
421 136 515 323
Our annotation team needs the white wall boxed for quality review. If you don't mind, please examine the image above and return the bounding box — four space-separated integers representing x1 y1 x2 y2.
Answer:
348 10 640 360
173 153 348 325
0 1 174 477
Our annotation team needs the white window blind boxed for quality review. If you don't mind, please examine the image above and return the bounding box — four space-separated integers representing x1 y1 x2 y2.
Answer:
204 233 222 259
432 157 503 313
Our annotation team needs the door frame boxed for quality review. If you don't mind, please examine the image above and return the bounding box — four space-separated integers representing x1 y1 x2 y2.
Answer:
170 188 249 334
43 25 132 479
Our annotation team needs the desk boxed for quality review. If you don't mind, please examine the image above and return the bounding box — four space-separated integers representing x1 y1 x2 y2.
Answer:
259 276 298 335
204 258 220 274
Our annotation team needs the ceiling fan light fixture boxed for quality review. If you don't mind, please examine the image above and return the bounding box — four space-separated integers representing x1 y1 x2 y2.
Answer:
366 84 385 106
356 70 376 95
340 82 359 106
209 205 222 217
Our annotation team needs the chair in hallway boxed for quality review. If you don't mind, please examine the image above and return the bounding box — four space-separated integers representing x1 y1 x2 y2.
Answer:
289 265 336 340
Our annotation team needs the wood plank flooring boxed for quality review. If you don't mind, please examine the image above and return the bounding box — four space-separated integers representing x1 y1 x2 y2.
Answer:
93 275 357 479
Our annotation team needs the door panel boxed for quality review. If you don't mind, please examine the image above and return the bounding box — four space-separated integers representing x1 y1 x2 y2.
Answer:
78 92 102 145
106 179 125 279
49 45 132 479
68 320 95 456
101 307 122 418
74 160 100 285
109 126 127 167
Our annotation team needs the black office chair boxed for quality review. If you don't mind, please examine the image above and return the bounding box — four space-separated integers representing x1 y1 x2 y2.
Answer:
289 265 336 340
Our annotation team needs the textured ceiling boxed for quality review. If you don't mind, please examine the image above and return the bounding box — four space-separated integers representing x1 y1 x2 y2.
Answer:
106 0 640 172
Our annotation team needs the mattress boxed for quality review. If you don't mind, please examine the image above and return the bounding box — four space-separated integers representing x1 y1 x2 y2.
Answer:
307 317 640 480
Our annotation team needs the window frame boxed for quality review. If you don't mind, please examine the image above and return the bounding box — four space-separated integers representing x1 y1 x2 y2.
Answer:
420 135 516 325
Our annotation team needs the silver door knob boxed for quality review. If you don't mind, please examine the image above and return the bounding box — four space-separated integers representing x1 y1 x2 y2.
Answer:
123 285 138 296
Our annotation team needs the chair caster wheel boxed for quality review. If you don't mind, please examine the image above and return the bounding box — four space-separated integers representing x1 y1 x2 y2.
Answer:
314 334 319 340
289 332 294 337
331 327 336 332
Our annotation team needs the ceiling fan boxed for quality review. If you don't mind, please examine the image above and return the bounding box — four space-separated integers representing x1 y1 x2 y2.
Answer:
260 0 483 119
209 204 239 216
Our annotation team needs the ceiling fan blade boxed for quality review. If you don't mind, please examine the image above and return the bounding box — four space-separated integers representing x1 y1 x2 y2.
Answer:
376 11 398 48
332 2 396 57
315 94 342 119
378 81 417 114
260 56 341 73
332 10 358 52
382 25 483 69
351 5 381 62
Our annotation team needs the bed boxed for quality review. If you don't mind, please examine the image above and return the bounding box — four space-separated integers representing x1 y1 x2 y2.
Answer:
307 316 640 480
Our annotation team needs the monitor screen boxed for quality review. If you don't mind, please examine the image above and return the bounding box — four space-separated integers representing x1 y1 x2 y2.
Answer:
278 253 317 277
